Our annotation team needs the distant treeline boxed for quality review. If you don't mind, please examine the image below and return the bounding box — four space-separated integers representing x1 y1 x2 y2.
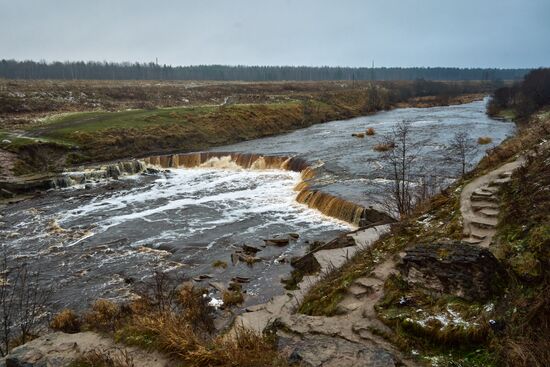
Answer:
0 60 531 81
488 68 550 119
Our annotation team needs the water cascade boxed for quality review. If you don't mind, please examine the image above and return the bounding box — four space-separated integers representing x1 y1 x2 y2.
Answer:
143 152 389 226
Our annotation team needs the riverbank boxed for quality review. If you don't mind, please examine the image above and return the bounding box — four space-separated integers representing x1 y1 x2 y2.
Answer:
286 109 549 366
0 79 492 178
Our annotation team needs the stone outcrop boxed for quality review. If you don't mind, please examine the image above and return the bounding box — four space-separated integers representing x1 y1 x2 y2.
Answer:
285 334 396 367
399 242 506 301
0 159 147 195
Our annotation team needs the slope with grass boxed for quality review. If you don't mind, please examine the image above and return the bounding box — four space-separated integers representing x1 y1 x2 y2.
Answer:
294 107 549 366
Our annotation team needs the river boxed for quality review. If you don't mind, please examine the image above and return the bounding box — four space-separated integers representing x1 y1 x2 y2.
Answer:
0 98 515 310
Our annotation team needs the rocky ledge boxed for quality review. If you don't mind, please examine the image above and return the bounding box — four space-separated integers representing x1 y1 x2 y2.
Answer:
0 332 170 367
398 241 507 301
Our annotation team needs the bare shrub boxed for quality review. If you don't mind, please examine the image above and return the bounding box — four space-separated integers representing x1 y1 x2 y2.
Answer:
177 284 214 334
376 121 430 218
445 131 478 175
0 248 51 356
81 270 289 366
366 127 376 135
133 271 185 313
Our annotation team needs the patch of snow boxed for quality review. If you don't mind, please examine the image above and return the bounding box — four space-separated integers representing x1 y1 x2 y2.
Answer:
417 214 434 227
208 296 224 308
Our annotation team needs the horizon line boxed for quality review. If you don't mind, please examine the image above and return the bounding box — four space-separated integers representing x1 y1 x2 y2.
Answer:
1 59 541 70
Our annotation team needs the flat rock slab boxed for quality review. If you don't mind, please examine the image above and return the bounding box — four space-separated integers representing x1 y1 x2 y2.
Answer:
0 332 171 367
287 334 396 367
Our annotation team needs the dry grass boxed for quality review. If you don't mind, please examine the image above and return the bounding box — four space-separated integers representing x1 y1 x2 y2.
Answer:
187 326 290 367
366 127 376 135
50 309 81 333
212 260 227 269
76 272 289 366
373 142 395 152
83 299 124 333
222 289 244 307
477 136 493 145
70 347 135 367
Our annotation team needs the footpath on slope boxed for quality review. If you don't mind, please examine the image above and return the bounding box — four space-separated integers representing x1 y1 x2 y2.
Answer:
232 157 528 367
461 158 524 247
233 224 418 367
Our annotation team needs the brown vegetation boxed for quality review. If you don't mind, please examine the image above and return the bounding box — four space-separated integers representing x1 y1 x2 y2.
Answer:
71 347 135 367
84 299 124 333
366 127 376 135
50 309 81 334
477 136 492 145
212 260 228 269
372 142 395 152
222 289 245 307
59 271 289 367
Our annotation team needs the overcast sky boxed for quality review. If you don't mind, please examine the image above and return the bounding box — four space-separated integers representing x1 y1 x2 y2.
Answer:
1 0 548 68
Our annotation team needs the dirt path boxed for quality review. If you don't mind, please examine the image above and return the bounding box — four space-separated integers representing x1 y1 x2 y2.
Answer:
460 158 524 246
233 224 418 367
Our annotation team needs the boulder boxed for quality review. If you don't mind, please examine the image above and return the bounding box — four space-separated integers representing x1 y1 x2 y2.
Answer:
399 242 506 301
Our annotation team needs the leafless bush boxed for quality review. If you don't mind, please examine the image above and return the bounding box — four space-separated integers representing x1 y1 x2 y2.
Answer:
0 248 51 356
375 121 430 218
445 130 478 175
133 270 187 313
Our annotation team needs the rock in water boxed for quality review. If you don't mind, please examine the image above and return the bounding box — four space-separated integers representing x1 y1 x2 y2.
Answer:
263 238 290 246
398 241 506 301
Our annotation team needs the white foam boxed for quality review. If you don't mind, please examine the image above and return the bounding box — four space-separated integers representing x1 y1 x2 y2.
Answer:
58 167 351 243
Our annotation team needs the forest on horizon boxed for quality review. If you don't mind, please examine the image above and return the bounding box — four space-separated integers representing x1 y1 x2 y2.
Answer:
0 59 530 81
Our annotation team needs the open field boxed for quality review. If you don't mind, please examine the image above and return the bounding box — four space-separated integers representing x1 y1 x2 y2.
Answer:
0 79 494 176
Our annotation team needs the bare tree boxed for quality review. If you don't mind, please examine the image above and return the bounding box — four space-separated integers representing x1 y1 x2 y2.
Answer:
446 131 478 175
377 121 429 218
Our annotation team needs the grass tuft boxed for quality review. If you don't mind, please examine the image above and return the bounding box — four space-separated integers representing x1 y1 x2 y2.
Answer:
373 142 395 152
222 289 244 307
50 308 81 334
212 260 228 269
